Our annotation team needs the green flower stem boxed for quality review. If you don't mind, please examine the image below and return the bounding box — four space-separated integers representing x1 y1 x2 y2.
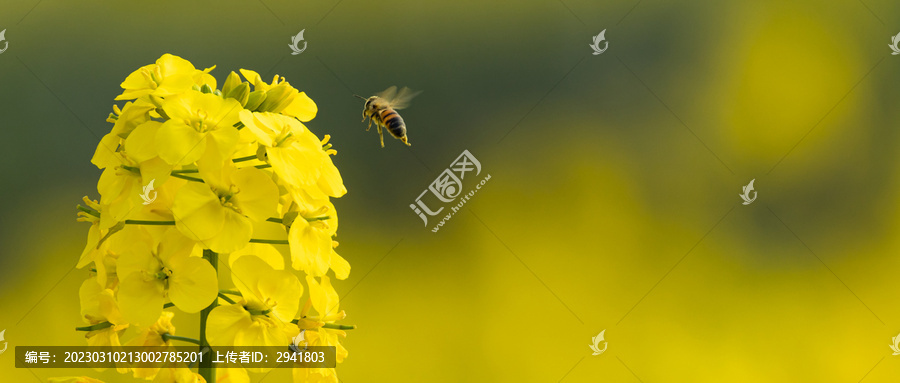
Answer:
124 220 176 226
219 289 242 296
162 334 202 345
171 169 199 174
265 216 329 225
217 292 237 305
232 155 258 163
171 173 204 183
254 164 272 169
247 308 272 316
121 165 140 174
199 249 218 383
164 302 175 308
323 323 357 330
287 320 357 330
275 133 294 147
76 205 100 217
75 322 113 332
249 239 289 245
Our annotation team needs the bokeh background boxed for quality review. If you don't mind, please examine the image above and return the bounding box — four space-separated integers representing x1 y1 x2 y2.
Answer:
2 0 900 381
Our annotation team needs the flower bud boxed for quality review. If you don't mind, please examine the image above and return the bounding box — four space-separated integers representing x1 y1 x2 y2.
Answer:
226 82 250 107
222 71 241 96
245 90 267 111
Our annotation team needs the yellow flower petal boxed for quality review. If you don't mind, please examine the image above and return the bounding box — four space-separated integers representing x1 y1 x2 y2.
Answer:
229 243 285 270
139 157 172 188
79 278 124 325
238 110 275 147
330 251 351 280
124 121 162 163
206 304 252 347
259 269 302 322
155 228 196 265
157 120 207 165
288 219 331 276
231 256 269 309
173 182 226 241
239 69 264 90
317 159 347 198
307 275 339 320
230 167 279 222
204 209 253 254
91 133 122 170
168 256 218 313
118 272 165 328
234 315 289 348
281 91 317 122
157 54 197 79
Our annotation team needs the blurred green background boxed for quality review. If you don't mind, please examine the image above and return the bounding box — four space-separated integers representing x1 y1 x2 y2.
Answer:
2 0 900 381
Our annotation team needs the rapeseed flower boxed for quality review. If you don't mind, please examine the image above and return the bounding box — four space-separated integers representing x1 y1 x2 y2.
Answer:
207 256 301 348
117 228 217 327
172 165 278 253
76 53 353 382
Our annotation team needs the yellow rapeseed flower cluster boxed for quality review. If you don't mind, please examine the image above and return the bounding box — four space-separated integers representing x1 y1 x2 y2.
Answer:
73 54 352 383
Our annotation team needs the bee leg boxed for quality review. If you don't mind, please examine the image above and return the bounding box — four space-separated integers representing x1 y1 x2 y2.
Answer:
377 126 385 148
366 118 372 131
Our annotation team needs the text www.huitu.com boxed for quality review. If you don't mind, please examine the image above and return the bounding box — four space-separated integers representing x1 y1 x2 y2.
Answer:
431 174 492 233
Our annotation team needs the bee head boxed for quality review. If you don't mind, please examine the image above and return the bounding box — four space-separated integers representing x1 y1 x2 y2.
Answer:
354 94 378 112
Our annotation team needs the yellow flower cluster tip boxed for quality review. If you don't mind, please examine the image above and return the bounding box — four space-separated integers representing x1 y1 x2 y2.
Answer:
72 54 352 383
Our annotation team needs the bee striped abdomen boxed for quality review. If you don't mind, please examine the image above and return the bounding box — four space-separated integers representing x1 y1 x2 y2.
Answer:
378 108 406 138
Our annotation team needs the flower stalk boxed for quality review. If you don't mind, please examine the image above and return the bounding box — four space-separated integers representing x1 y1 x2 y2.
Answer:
198 249 217 383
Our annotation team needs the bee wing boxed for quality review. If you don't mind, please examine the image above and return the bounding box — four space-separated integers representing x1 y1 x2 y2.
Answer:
387 87 422 110
375 86 398 102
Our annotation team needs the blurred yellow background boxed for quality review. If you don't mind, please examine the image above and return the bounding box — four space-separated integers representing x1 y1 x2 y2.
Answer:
2 0 900 381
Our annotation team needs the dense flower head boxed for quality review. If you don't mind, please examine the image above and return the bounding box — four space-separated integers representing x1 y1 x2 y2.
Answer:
75 54 353 383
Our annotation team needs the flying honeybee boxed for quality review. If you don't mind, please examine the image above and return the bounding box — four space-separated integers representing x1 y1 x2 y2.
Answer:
355 86 421 147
